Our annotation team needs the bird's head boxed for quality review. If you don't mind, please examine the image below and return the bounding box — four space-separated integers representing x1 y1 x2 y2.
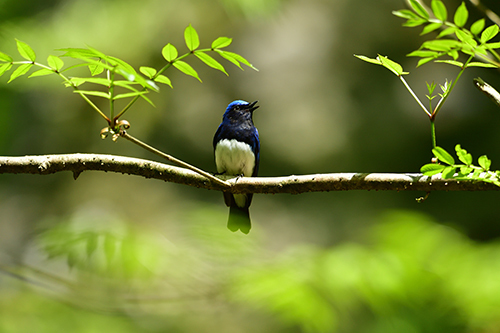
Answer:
224 100 259 122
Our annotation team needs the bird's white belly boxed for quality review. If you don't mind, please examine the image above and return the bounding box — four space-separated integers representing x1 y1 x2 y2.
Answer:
215 139 255 177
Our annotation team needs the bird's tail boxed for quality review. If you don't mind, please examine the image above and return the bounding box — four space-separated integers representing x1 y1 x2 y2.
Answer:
227 205 251 234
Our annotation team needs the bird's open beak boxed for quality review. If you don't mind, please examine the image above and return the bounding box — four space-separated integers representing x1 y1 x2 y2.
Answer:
247 100 259 112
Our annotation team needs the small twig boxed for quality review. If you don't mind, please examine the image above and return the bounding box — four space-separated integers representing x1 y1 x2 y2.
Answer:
119 130 230 187
474 77 500 108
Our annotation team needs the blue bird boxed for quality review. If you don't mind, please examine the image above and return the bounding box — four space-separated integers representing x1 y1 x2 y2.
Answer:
213 100 260 234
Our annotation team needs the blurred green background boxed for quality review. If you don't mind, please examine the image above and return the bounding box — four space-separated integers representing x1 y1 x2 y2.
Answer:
1 0 500 332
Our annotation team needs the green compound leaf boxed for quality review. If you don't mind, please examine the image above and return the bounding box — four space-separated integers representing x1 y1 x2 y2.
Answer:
184 24 200 51
421 163 446 176
481 24 499 43
431 0 447 21
486 42 500 49
455 144 473 165
437 27 458 38
465 62 498 68
407 50 439 57
441 166 457 179
194 50 228 75
434 60 464 68
421 22 442 35
139 66 157 79
28 68 54 78
403 19 428 27
0 51 13 62
432 146 455 165
211 37 232 49
378 55 406 76
172 60 201 82
392 10 418 20
470 19 485 35
409 0 429 19
16 39 36 62
47 55 64 71
8 63 32 83
417 57 435 67
215 50 258 71
162 43 178 62
353 54 382 65
421 39 461 51
453 2 468 28
0 63 12 77
154 74 173 88
478 155 491 171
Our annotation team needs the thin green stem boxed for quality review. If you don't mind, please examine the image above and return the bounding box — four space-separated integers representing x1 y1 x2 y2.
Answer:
432 54 474 119
400 76 432 117
120 131 231 187
114 94 141 121
430 119 437 148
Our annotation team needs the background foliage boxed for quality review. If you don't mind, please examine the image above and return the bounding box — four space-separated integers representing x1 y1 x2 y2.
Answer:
1 0 500 332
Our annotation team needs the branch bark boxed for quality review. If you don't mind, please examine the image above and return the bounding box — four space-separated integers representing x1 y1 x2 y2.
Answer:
0 153 498 193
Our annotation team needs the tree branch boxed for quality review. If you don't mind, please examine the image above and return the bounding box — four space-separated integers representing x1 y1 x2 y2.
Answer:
0 153 498 193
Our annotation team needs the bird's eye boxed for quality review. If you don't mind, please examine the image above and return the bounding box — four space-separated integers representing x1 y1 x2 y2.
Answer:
234 106 241 111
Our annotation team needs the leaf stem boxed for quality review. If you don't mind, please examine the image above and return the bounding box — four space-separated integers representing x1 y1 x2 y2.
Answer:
400 75 432 117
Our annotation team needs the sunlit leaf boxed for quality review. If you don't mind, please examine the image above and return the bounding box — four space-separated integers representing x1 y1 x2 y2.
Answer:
407 50 439 57
162 43 178 62
417 57 435 67
215 50 258 71
73 90 110 99
465 62 498 68
0 63 12 77
16 39 36 62
455 30 475 45
154 74 173 88
139 66 157 78
478 155 491 170
172 60 201 82
455 144 472 165
441 166 456 179
453 2 468 28
8 63 32 83
211 37 232 49
0 51 13 62
470 18 485 35
437 27 458 38
434 60 463 67
28 68 54 78
58 47 103 59
403 18 428 27
433 146 455 165
431 0 447 21
378 55 405 76
393 9 421 20
194 50 228 75
486 42 500 49
421 22 442 35
481 25 499 43
47 55 64 71
421 163 446 176
113 91 149 100
89 63 105 76
422 39 461 51
409 0 429 19
184 24 200 51
353 54 381 65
